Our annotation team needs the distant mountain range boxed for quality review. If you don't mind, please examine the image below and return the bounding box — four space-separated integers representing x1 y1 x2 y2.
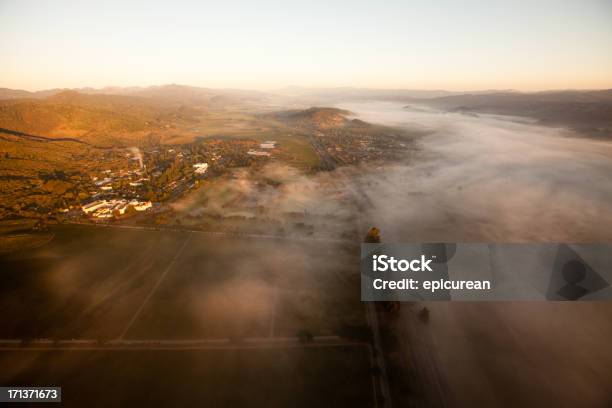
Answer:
1 84 611 141
403 89 612 137
0 84 273 104
0 85 276 145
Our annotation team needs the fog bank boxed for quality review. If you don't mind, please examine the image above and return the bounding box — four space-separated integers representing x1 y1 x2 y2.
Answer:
339 101 612 242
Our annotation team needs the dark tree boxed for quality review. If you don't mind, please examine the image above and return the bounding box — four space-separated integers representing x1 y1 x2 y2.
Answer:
364 227 381 243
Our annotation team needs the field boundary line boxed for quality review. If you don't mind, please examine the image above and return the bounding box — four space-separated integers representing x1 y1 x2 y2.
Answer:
64 221 351 244
117 232 193 340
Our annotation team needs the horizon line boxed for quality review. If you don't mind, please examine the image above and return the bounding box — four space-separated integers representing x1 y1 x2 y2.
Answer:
3 83 612 95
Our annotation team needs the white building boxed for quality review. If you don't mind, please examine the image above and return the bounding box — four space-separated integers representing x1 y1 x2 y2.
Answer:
130 200 152 211
94 208 114 218
112 200 130 215
259 141 277 149
193 162 209 175
247 150 271 157
82 198 152 218
95 177 112 187
82 200 109 214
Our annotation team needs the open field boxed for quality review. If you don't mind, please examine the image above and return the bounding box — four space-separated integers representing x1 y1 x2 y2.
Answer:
164 110 321 168
0 219 38 234
0 224 376 406
408 302 612 407
0 225 365 340
0 233 55 253
126 236 363 339
0 226 188 339
0 346 374 407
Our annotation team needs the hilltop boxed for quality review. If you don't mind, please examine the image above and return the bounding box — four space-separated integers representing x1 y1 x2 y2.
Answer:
0 92 160 145
268 107 355 129
0 89 214 146
0 88 63 100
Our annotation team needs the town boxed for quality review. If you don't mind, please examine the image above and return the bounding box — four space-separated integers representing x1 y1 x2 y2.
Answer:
1 107 419 226
311 126 412 166
0 137 283 223
72 139 282 221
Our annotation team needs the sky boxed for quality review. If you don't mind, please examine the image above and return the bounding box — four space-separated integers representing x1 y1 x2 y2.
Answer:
1 0 611 91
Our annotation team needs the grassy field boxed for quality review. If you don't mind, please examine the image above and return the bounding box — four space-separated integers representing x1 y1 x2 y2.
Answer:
0 226 188 339
0 224 373 406
127 236 363 339
0 347 374 407
0 233 54 253
0 225 365 340
187 111 321 169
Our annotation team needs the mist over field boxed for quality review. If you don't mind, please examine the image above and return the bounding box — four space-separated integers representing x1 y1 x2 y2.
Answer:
172 164 347 220
325 101 612 407
338 101 612 242
166 99 612 245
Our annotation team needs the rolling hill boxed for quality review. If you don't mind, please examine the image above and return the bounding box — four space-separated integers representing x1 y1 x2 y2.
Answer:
0 89 211 146
0 92 157 145
268 107 353 129
0 85 282 146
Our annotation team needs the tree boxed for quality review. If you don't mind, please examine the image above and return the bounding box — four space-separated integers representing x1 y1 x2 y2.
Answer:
364 227 381 243
365 228 401 315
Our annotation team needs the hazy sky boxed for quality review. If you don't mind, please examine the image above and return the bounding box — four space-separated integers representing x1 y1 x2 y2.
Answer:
1 0 611 91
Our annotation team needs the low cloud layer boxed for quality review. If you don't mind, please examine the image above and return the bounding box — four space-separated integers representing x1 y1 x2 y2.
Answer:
339 101 612 242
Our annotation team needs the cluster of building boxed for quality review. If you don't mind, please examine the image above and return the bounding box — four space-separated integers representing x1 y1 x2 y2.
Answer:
81 199 153 219
91 168 149 195
47 146 218 221
68 140 285 221
314 130 405 165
